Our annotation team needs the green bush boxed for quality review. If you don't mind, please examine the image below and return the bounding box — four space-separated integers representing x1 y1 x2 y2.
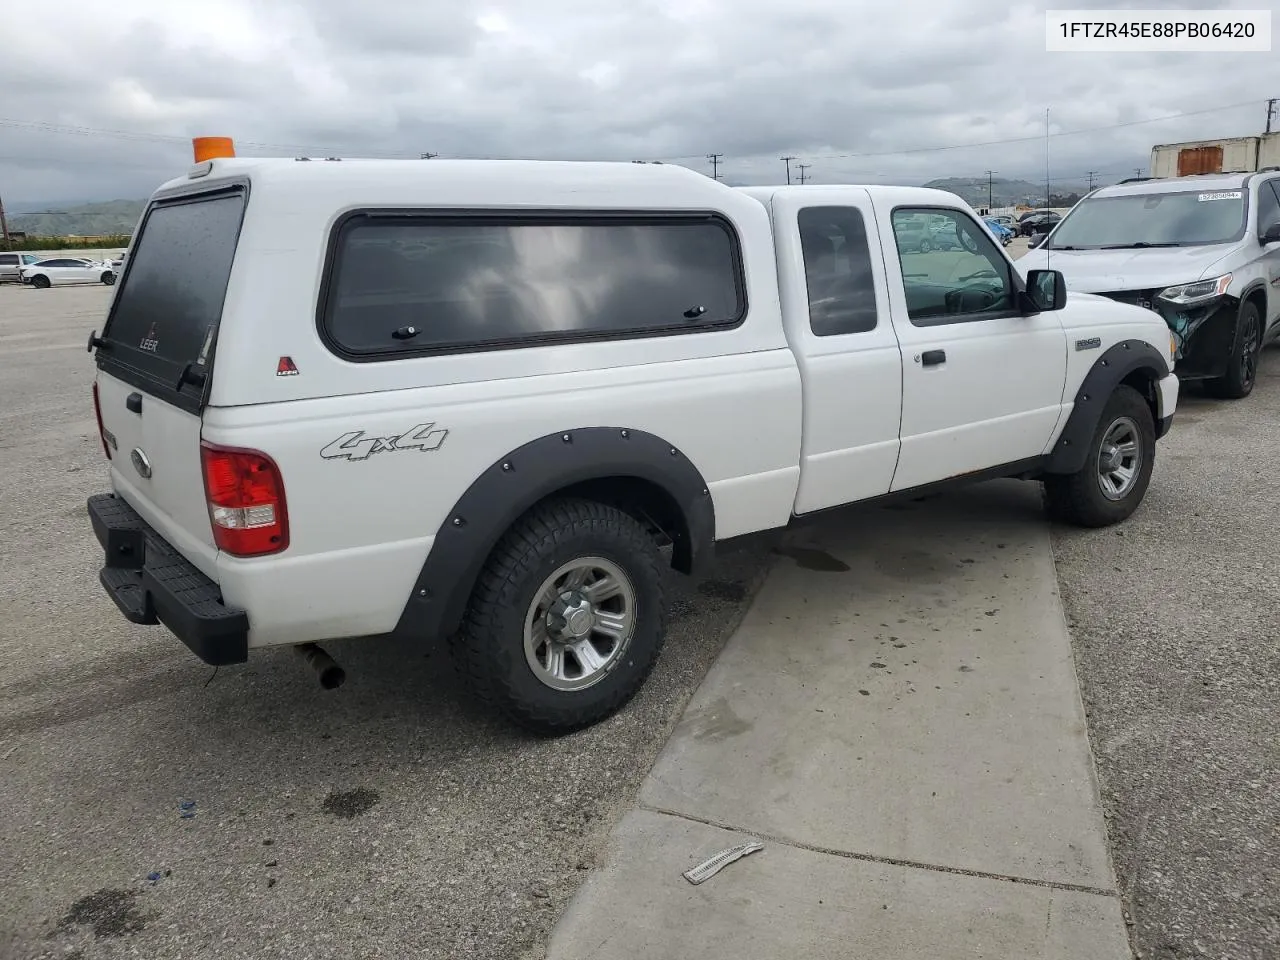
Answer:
4 234 131 251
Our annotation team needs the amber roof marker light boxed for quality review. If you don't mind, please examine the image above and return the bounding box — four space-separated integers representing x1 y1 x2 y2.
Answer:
192 136 236 163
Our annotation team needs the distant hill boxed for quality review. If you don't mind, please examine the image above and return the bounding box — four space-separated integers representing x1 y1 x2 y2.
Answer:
922 176 1090 208
10 199 146 238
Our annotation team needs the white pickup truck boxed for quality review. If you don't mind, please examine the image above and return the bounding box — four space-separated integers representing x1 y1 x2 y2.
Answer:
85 149 1179 733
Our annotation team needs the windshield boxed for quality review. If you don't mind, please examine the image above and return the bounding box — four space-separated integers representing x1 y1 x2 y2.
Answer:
1048 189 1247 249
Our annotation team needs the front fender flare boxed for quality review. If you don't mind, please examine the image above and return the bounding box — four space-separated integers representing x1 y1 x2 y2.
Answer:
391 427 715 643
1044 339 1170 475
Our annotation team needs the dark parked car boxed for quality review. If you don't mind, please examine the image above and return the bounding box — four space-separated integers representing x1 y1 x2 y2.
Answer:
1019 211 1062 236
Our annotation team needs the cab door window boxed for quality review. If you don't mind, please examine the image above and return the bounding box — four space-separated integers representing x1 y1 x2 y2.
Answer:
890 208 1015 325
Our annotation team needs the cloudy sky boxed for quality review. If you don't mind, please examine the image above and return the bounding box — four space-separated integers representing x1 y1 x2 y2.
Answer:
1 0 1276 204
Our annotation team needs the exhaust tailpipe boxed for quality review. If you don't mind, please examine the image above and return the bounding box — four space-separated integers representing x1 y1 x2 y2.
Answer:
295 643 345 690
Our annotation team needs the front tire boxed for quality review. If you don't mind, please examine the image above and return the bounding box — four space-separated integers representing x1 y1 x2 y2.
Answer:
31 275 50 289
101 271 115 286
1203 302 1260 400
1043 385 1156 528
451 497 668 734
919 237 933 253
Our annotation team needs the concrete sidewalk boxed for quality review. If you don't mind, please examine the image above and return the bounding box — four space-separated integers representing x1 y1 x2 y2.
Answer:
545 482 1130 959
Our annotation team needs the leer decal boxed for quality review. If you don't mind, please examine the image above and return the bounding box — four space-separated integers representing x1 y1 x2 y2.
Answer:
139 321 160 353
320 423 449 462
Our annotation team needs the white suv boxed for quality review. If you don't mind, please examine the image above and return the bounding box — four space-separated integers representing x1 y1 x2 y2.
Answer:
1020 170 1280 399
86 146 1178 732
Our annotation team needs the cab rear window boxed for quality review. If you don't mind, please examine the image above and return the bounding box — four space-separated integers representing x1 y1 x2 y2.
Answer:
100 187 246 397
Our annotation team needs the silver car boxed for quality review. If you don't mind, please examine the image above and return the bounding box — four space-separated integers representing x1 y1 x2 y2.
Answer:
1019 170 1280 399
0 252 40 283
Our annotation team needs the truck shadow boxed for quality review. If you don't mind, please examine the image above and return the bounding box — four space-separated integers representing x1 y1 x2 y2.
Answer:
5 480 1053 755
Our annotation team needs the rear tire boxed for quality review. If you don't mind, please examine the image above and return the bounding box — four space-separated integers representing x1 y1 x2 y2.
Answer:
451 497 668 735
31 275 50 289
1203 302 1260 400
1043 385 1156 528
919 237 933 253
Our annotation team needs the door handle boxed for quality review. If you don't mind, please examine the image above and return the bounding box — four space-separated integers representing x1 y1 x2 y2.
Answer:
920 349 946 366
125 392 142 414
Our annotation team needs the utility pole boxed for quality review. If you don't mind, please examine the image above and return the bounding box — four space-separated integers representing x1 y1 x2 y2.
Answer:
0 194 9 250
781 156 797 185
984 170 996 212
706 153 723 180
420 152 438 159
797 164 810 184
1085 170 1097 192
1134 167 1143 178
1266 98 1277 135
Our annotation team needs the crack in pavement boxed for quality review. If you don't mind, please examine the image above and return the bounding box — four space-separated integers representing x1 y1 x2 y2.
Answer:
637 802 1120 898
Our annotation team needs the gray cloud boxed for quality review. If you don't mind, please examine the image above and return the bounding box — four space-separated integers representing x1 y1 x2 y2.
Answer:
1 0 1275 203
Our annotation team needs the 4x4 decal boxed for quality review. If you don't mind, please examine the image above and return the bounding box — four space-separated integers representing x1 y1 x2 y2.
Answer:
320 423 448 462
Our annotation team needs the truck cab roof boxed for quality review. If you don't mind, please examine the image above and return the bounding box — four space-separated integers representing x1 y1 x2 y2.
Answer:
736 184 976 208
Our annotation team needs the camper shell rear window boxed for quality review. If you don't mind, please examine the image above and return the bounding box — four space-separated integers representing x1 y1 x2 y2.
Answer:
97 184 247 411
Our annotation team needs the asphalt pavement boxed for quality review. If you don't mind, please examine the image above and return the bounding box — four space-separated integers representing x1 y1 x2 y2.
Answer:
0 284 772 960
1052 346 1280 960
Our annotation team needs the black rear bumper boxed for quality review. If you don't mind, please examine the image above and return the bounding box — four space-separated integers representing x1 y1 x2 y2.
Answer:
88 493 249 666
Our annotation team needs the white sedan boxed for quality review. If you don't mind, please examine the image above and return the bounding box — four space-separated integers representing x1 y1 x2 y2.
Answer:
20 257 116 289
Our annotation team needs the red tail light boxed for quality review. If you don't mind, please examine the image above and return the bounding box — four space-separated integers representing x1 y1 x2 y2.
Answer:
200 441 289 556
91 381 111 459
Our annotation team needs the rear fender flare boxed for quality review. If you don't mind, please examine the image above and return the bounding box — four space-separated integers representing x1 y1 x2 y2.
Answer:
1045 339 1170 475
392 427 715 643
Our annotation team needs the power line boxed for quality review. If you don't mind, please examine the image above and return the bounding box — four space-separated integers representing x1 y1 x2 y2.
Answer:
0 154 165 169
780 156 797 185
0 150 1141 187
656 98 1266 163
0 117 423 159
706 153 723 180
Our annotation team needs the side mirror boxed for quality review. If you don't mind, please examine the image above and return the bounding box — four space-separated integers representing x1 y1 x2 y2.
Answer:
1026 269 1067 312
1261 221 1280 245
